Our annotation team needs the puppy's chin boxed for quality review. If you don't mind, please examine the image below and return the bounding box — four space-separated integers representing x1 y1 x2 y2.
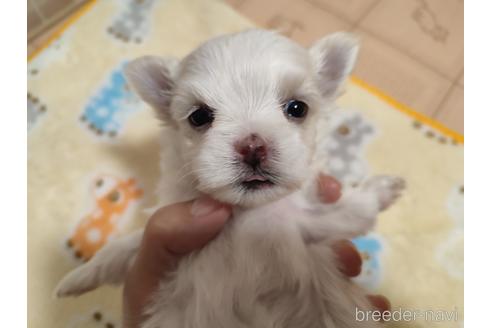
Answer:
199 179 301 208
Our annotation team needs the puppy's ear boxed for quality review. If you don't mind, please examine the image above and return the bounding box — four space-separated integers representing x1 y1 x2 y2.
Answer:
125 56 179 121
309 32 359 98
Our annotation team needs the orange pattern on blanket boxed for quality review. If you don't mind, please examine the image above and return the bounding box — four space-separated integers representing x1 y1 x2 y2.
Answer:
67 175 143 261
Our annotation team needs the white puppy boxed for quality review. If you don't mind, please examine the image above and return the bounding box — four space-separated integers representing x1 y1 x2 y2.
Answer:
56 29 404 327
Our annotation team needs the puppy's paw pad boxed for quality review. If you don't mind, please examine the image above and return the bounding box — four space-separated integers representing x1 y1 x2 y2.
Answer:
363 175 406 210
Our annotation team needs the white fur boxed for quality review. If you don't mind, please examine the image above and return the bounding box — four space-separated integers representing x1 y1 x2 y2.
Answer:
56 30 405 327
56 230 142 297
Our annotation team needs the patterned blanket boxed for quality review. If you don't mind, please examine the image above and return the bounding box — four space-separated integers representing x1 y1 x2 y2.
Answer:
27 0 463 327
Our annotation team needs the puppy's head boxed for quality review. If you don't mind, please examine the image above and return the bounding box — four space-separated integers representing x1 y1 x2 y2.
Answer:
126 30 358 207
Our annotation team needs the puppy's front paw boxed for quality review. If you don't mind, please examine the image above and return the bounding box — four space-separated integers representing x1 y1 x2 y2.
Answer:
363 175 406 211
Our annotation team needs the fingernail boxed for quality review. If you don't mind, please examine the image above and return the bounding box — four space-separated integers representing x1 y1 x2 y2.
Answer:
367 294 391 314
318 175 342 204
190 197 224 217
332 240 362 277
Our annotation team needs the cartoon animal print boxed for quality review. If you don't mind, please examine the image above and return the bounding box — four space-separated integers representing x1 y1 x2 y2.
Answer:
412 120 459 145
435 184 463 279
27 92 47 131
267 15 303 38
80 64 143 138
28 31 72 78
352 235 384 291
66 309 119 328
412 0 449 43
66 175 143 261
323 112 375 186
107 0 157 43
90 310 118 328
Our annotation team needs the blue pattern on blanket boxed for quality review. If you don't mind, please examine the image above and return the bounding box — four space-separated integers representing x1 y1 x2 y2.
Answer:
352 235 383 290
80 63 142 138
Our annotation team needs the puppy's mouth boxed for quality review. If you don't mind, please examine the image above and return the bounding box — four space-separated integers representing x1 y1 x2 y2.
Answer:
240 174 275 190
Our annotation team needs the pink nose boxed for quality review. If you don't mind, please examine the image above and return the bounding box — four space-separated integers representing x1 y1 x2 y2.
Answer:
234 134 268 168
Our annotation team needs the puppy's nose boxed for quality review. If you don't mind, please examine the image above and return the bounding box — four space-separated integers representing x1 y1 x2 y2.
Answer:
234 134 268 168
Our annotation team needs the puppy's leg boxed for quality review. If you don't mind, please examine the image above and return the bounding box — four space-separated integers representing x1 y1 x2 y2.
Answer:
361 175 406 211
55 229 143 297
300 175 405 241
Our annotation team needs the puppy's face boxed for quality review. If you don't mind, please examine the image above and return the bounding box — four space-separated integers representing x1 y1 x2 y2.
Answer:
126 30 358 207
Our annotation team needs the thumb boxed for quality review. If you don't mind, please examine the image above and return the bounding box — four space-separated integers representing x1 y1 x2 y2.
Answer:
144 196 232 257
123 197 231 327
131 196 231 280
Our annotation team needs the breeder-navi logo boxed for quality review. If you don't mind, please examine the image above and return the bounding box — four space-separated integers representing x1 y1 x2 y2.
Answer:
355 307 460 322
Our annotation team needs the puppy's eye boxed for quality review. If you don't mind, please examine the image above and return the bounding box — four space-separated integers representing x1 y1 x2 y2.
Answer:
283 100 308 120
188 105 214 128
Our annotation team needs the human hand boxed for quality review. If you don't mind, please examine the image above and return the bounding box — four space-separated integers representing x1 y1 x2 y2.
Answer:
122 197 232 327
318 174 391 316
123 175 389 327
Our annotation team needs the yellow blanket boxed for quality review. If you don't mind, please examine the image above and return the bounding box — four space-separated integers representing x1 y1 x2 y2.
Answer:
27 0 463 327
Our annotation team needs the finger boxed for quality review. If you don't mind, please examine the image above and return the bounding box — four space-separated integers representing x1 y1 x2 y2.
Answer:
133 197 231 278
331 240 362 277
123 198 232 327
317 174 342 204
367 294 391 321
